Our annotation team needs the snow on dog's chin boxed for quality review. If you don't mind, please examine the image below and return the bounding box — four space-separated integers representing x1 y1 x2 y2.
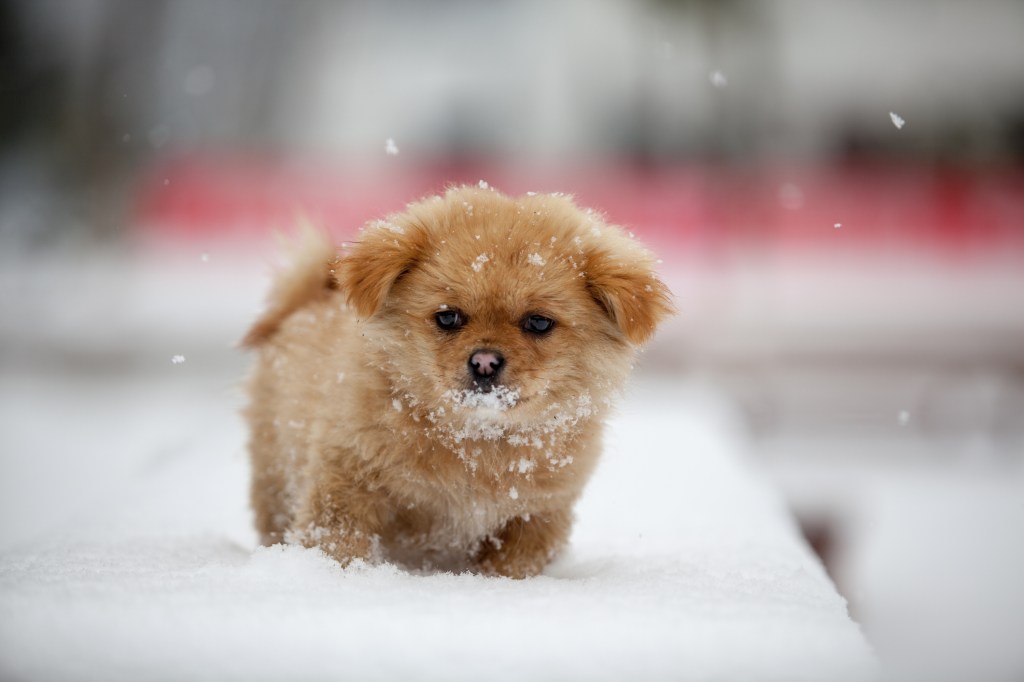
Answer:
432 386 523 444
443 385 521 416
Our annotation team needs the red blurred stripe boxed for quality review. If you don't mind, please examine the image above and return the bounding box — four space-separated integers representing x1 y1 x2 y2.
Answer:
132 156 1024 262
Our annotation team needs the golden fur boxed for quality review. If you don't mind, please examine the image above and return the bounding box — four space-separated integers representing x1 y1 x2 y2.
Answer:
243 186 672 578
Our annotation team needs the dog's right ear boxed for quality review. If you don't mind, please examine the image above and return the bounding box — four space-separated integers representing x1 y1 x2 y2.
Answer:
337 219 426 318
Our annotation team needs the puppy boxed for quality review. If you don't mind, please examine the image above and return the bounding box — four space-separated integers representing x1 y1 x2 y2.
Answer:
243 185 672 578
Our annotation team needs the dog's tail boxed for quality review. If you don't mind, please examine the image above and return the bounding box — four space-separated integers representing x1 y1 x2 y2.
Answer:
241 224 338 347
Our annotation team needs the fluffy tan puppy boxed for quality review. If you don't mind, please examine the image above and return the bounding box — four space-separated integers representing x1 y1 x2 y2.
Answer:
243 185 672 578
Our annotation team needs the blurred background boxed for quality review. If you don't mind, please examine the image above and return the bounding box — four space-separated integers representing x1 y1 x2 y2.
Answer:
1 0 1023 679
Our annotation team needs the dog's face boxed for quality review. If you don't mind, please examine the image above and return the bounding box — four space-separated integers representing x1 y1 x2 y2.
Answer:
338 187 672 435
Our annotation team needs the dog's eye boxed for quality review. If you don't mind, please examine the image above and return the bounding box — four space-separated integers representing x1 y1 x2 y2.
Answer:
435 309 465 331
522 314 555 335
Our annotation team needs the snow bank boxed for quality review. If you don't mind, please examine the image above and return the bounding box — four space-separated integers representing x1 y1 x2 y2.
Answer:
0 376 874 681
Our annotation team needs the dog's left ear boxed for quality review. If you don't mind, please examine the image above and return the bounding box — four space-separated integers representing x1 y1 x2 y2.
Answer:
337 221 426 318
585 247 675 345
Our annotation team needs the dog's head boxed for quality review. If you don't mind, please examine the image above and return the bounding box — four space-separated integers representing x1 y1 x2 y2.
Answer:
337 186 673 435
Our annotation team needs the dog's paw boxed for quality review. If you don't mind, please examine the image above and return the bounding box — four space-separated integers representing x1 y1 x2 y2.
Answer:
477 553 548 580
286 523 382 567
473 528 556 579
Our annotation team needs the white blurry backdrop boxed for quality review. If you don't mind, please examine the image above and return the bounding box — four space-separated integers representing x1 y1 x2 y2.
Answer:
2 1 1024 680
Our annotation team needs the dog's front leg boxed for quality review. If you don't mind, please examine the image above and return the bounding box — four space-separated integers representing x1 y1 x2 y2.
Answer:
289 472 386 567
475 507 573 579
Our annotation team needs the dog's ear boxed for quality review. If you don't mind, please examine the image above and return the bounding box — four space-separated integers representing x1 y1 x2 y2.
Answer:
585 245 674 346
337 220 426 318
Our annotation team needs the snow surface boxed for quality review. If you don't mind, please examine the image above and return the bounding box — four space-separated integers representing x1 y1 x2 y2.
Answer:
849 472 1024 682
0 365 875 681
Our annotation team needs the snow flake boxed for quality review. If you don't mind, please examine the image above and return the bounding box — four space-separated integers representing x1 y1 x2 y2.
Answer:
898 410 910 426
471 254 490 272
527 253 546 267
834 223 842 229
385 138 399 155
709 70 728 88
372 220 405 235
171 355 185 365
509 487 519 500
392 399 403 412
889 112 905 130
478 179 490 190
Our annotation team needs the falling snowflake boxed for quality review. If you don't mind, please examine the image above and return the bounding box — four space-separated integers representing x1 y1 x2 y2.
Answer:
171 355 186 365
709 70 728 88
898 410 910 426
833 223 842 229
889 112 905 130
385 138 399 156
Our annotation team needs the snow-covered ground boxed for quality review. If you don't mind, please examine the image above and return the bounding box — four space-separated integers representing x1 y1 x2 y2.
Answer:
0 249 874 681
770 453 1024 682
0 372 874 681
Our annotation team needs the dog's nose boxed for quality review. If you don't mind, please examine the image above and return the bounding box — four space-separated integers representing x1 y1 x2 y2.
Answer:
468 349 505 380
